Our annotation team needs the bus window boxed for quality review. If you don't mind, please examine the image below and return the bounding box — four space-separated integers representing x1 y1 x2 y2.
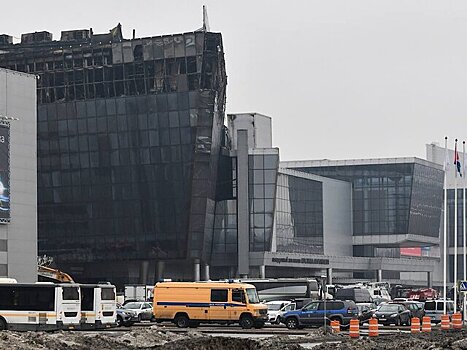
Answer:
232 289 246 303
101 288 115 300
62 287 79 300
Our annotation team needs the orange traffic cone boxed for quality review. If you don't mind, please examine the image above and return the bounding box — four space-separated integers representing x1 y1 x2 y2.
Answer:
331 320 340 333
421 316 431 333
452 313 463 330
368 318 378 337
349 319 359 338
411 317 420 334
441 314 450 330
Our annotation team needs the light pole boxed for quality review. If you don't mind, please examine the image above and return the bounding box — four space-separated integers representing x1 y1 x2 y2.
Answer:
319 275 327 334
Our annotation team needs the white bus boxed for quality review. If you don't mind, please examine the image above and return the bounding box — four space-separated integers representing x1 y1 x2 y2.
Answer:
0 283 81 331
80 284 117 329
237 278 321 302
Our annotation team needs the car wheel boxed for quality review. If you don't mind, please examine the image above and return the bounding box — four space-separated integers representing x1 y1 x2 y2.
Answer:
150 316 156 323
254 321 265 329
188 321 199 328
285 317 298 330
239 315 254 329
174 314 189 328
116 315 123 327
406 317 411 326
137 314 143 322
395 317 401 326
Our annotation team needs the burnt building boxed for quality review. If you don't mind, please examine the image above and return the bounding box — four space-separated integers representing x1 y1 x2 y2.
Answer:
0 25 227 285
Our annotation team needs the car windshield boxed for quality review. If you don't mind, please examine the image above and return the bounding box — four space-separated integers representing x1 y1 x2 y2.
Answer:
123 302 141 309
378 305 399 312
246 288 260 304
267 304 282 311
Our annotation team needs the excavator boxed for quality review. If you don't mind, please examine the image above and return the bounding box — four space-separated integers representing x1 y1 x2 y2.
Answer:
37 265 75 283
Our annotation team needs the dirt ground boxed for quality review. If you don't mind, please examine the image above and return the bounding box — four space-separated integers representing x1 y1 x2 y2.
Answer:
313 330 467 350
2 327 467 350
0 327 302 350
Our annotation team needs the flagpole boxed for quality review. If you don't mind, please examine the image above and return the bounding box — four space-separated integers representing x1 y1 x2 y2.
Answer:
455 138 459 313
463 140 466 321
444 137 448 314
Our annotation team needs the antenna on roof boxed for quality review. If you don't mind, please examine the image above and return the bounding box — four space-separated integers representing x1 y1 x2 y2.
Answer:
202 5 210 32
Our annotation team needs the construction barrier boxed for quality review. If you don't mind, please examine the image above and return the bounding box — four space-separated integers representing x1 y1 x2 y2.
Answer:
452 313 463 330
411 317 420 334
349 319 359 338
368 318 378 337
331 320 340 333
421 316 431 333
441 314 450 330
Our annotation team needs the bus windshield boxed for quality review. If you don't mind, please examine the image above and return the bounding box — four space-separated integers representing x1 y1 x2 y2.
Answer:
62 287 79 300
246 288 260 304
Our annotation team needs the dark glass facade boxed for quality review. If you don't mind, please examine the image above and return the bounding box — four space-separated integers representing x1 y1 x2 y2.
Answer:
211 152 279 262
248 153 278 252
275 173 323 254
294 162 443 238
0 28 227 284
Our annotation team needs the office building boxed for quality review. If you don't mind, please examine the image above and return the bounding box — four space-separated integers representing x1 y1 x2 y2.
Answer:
0 68 37 282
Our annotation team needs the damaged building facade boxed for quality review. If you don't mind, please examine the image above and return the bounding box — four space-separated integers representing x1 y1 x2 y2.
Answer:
0 25 444 288
0 26 227 285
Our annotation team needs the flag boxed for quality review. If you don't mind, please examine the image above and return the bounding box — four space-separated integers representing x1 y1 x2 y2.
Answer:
455 143 462 177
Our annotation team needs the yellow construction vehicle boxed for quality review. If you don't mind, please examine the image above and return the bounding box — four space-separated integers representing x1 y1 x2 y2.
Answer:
37 265 75 283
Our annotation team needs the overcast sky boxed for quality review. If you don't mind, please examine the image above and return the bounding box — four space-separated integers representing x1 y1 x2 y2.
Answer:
2 0 467 161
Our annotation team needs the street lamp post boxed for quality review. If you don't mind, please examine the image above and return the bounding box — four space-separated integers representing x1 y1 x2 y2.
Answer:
319 275 327 334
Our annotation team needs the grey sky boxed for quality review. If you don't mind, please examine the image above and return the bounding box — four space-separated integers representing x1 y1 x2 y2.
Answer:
2 0 466 161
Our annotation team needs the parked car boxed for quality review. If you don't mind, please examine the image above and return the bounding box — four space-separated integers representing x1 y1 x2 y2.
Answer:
121 301 154 322
424 299 454 323
265 300 296 324
116 307 138 327
356 302 377 324
373 303 411 325
389 301 425 320
282 300 359 329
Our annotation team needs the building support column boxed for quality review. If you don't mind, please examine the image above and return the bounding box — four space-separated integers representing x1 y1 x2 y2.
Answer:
326 268 333 285
237 129 250 277
377 269 383 282
156 261 165 281
427 271 433 288
194 259 201 282
140 260 149 285
259 265 266 279
203 264 210 281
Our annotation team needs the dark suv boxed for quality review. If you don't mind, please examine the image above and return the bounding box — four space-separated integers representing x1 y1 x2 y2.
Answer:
282 300 359 329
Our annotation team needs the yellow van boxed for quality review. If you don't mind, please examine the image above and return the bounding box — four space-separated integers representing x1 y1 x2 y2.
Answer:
153 282 268 329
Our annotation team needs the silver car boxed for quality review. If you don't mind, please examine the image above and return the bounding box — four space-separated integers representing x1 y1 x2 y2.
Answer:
121 302 154 322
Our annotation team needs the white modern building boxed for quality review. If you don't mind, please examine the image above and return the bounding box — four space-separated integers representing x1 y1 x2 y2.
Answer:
0 68 37 282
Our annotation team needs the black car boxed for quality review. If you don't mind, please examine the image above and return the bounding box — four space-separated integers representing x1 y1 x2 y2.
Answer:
389 301 425 320
373 303 411 326
282 300 359 329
